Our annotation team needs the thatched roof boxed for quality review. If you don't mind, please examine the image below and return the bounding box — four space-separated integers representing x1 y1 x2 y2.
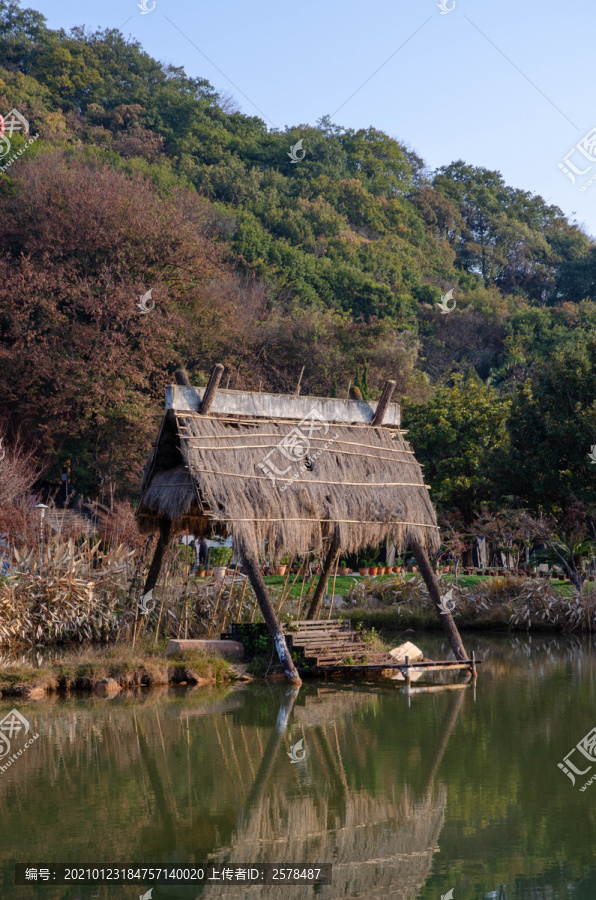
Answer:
207 786 447 900
137 385 439 560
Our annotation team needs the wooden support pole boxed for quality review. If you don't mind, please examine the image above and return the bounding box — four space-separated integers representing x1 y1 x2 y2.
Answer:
306 536 341 620
295 366 305 396
371 379 396 427
135 517 171 649
200 364 225 415
471 650 477 680
140 518 171 600
241 551 302 684
411 540 468 661
404 655 411 688
174 369 192 387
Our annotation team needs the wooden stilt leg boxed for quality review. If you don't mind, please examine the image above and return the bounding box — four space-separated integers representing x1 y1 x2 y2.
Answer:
306 536 340 620
134 517 171 649
411 540 468 661
241 551 302 684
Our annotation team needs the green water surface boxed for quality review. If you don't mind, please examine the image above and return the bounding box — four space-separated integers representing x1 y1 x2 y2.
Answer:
1 633 595 900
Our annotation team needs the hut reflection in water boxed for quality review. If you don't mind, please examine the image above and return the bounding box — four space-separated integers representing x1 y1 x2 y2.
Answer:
193 685 463 900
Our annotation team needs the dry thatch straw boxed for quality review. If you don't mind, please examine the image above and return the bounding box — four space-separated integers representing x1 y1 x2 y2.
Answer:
137 408 439 562
0 530 258 647
0 538 134 646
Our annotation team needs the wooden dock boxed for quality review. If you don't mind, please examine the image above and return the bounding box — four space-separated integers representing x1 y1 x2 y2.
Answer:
228 620 480 681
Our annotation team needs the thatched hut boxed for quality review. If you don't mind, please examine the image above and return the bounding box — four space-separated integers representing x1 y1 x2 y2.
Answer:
137 367 467 681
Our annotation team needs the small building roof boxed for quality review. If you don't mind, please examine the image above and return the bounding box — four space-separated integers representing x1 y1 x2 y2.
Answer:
137 385 439 561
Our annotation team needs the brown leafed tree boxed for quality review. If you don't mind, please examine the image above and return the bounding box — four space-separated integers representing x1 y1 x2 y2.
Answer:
0 151 247 495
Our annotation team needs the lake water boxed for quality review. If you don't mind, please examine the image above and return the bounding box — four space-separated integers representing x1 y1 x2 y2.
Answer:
1 633 595 899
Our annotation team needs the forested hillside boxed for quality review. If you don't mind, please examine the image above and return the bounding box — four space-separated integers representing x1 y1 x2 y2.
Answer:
0 0 594 538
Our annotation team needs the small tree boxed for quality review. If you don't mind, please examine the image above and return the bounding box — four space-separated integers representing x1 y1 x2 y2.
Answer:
521 504 596 590
439 512 473 583
472 507 536 571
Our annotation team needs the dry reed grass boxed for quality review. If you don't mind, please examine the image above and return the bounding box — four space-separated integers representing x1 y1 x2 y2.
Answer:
0 538 134 646
346 572 596 631
0 534 263 647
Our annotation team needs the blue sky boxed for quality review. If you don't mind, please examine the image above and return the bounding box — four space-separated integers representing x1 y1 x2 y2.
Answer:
33 0 596 237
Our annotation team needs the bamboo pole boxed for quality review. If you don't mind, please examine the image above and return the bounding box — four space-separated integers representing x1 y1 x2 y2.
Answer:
295 560 309 620
278 557 304 619
327 562 339 620
235 574 249 623
220 562 239 632
275 555 295 615
207 564 229 638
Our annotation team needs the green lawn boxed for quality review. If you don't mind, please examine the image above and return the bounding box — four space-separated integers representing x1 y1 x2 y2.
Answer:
262 572 572 599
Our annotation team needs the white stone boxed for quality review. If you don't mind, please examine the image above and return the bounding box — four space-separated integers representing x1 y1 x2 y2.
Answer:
388 641 424 662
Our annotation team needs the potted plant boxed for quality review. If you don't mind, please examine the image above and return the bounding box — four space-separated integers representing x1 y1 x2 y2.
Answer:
358 560 369 576
338 559 349 576
198 565 205 578
369 559 378 576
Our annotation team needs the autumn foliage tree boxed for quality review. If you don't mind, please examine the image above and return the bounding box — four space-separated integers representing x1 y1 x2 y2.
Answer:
0 151 240 493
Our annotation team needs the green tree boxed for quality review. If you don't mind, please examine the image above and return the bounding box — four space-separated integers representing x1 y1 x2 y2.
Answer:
403 374 511 523
503 339 596 515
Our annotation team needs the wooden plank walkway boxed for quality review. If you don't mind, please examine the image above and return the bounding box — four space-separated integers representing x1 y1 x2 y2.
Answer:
281 620 480 681
225 621 480 681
